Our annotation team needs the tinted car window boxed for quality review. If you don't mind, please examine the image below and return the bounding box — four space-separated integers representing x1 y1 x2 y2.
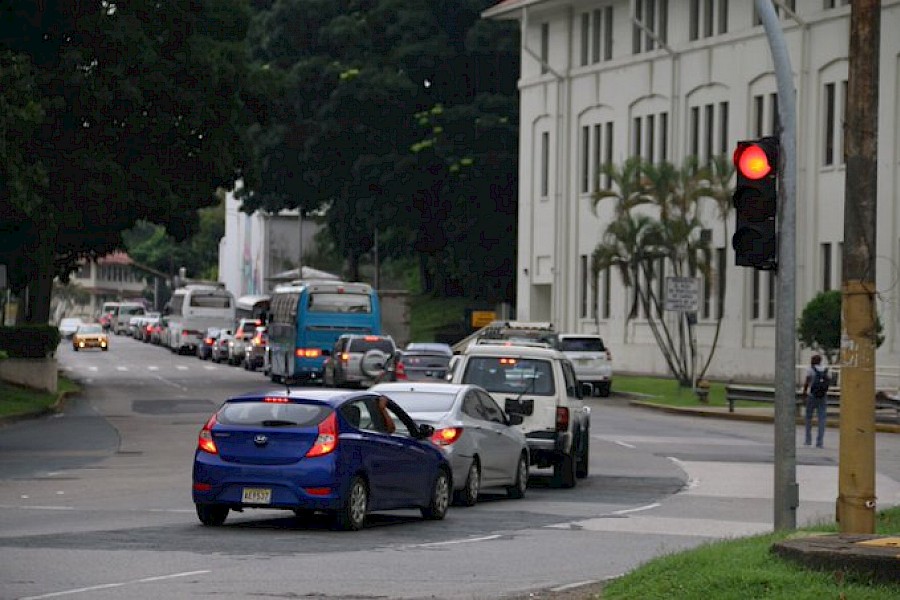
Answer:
461 357 555 396
348 338 394 353
77 325 103 334
559 337 606 352
307 292 371 314
190 293 232 309
218 401 329 426
401 353 451 368
382 391 456 414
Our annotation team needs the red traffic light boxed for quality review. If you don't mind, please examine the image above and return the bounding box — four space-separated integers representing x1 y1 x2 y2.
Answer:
734 144 772 180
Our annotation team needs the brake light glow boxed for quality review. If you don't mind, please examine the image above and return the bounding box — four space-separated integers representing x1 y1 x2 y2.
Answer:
395 360 408 380
499 358 517 365
340 352 350 362
295 348 322 358
430 427 463 446
198 413 218 454
304 487 332 496
204 337 214 345
193 482 212 492
264 397 290 403
306 412 338 457
363 335 378 341
555 407 569 432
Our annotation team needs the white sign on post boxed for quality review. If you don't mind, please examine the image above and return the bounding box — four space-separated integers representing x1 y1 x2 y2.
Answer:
664 276 700 312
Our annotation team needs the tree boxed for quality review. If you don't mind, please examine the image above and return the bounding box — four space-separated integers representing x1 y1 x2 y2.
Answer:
798 290 884 364
592 158 719 387
0 1 255 324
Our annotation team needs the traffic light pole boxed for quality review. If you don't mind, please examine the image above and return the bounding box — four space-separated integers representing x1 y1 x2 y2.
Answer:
755 0 798 531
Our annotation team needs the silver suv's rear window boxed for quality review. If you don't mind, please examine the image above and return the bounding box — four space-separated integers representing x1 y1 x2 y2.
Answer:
348 338 395 353
218 401 329 427
461 357 555 396
559 337 606 352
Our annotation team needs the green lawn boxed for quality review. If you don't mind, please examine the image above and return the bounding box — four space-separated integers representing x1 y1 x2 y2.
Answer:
0 377 79 419
614 374 730 407
601 506 900 599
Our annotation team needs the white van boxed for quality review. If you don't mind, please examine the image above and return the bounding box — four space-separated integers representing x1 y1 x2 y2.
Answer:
112 303 146 335
163 284 235 354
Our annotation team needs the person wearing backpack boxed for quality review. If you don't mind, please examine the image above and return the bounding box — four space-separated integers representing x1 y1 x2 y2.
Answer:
801 354 830 448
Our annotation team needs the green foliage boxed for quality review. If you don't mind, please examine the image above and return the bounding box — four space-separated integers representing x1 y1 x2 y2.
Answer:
0 326 61 358
603 507 900 599
240 0 520 298
797 290 884 364
0 0 256 323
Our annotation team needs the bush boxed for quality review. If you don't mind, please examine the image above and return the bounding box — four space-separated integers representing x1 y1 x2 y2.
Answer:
0 326 61 358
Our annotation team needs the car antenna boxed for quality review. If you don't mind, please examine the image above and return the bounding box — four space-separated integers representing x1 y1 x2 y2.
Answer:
283 353 291 394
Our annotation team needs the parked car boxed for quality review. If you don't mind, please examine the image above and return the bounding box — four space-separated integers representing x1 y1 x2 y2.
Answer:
370 381 529 505
139 314 161 343
72 323 109 351
192 388 451 530
211 330 234 363
58 317 85 340
243 326 268 371
227 318 262 366
197 327 222 360
557 334 613 397
112 302 146 335
323 334 397 388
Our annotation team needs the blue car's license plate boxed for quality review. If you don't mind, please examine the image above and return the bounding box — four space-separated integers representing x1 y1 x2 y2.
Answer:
241 487 272 504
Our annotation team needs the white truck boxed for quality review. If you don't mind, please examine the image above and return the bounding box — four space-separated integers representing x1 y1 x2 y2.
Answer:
449 340 591 488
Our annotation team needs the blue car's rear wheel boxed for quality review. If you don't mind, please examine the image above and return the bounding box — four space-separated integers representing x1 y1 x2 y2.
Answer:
335 476 368 531
195 503 228 526
422 468 451 520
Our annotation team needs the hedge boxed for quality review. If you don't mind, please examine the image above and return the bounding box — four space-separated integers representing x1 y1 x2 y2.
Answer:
0 326 61 358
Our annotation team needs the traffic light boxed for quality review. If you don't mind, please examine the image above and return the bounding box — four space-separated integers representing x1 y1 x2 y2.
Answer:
731 136 779 270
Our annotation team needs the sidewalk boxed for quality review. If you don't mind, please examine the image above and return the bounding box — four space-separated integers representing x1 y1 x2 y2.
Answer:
625 395 900 583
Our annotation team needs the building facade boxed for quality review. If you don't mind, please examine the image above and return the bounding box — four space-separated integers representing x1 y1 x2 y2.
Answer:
484 0 900 381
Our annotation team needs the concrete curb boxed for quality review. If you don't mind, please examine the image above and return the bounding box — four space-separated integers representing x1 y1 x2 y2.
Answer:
627 399 900 434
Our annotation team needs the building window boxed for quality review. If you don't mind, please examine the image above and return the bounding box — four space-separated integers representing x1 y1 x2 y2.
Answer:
581 8 613 66
660 113 668 161
822 243 832 291
604 122 614 187
632 116 642 158
540 23 549 74
633 0 668 54
824 0 850 8
689 102 728 164
631 112 668 163
580 255 589 318
540 131 550 197
581 126 590 193
752 270 760 320
824 82 835 165
753 92 779 138
603 266 612 319
716 247 726 319
767 271 776 320
690 0 727 40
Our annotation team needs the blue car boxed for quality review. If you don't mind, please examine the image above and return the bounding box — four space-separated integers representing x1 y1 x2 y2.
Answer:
192 388 452 530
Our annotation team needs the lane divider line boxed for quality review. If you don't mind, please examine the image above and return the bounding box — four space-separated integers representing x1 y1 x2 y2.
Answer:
20 570 211 599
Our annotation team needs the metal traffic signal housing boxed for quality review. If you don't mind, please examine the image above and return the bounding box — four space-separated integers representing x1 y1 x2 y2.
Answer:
731 136 779 270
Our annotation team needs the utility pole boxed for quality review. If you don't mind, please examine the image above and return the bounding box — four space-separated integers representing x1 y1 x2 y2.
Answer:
755 0 798 531
298 207 304 281
838 0 880 534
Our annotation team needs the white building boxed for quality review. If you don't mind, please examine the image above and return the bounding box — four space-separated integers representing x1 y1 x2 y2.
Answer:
219 181 323 297
483 0 900 381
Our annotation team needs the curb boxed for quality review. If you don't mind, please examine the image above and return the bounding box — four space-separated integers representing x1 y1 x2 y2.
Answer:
627 399 900 434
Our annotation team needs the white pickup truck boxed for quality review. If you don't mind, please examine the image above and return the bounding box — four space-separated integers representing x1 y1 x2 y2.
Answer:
449 341 591 488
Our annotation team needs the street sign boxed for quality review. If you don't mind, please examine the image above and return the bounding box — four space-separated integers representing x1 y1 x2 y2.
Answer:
664 277 700 312
470 310 496 328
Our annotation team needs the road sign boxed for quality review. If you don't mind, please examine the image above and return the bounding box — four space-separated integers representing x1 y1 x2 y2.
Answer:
664 277 700 312
470 310 496 328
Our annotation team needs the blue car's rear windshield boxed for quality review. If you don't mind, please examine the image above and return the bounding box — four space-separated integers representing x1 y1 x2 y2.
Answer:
218 401 330 427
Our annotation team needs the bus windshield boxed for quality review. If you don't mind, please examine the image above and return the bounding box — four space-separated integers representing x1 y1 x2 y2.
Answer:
307 292 371 314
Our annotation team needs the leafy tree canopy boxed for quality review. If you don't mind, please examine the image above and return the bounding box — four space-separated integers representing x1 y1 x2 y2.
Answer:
0 0 256 323
798 290 884 364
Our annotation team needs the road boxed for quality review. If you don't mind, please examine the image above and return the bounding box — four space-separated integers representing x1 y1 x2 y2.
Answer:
2 336 900 600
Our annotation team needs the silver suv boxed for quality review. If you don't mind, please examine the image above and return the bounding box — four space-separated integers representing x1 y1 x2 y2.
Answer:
323 334 397 388
450 342 591 488
557 334 613 397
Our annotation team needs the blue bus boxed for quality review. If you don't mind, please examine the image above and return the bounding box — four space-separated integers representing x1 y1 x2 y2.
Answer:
268 280 381 383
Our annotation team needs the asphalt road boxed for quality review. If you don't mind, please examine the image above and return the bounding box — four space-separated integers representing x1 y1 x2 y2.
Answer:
2 335 899 600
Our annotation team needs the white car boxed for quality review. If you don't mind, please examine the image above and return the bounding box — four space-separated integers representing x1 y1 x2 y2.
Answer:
58 317 85 339
557 334 613 397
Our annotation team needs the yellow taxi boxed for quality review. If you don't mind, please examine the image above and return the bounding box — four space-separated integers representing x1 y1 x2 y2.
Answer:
72 323 109 352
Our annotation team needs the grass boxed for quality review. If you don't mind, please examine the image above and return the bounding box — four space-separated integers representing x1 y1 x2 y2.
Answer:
600 506 900 599
0 376 79 419
614 373 731 407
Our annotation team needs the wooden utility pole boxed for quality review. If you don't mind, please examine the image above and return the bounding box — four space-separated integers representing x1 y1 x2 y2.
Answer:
838 0 880 534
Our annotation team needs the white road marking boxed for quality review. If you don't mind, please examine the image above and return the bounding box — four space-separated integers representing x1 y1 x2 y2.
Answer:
147 366 159 371
545 515 771 538
410 534 501 548
204 365 218 370
176 365 189 371
613 440 636 449
667 456 698 490
150 374 188 391
115 366 127 371
88 366 98 372
611 503 660 515
550 580 600 592
20 570 210 599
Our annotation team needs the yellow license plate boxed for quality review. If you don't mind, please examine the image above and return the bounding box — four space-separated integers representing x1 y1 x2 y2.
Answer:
241 487 272 504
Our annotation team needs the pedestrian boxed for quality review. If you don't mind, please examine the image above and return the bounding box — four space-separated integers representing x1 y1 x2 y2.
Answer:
801 354 830 448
